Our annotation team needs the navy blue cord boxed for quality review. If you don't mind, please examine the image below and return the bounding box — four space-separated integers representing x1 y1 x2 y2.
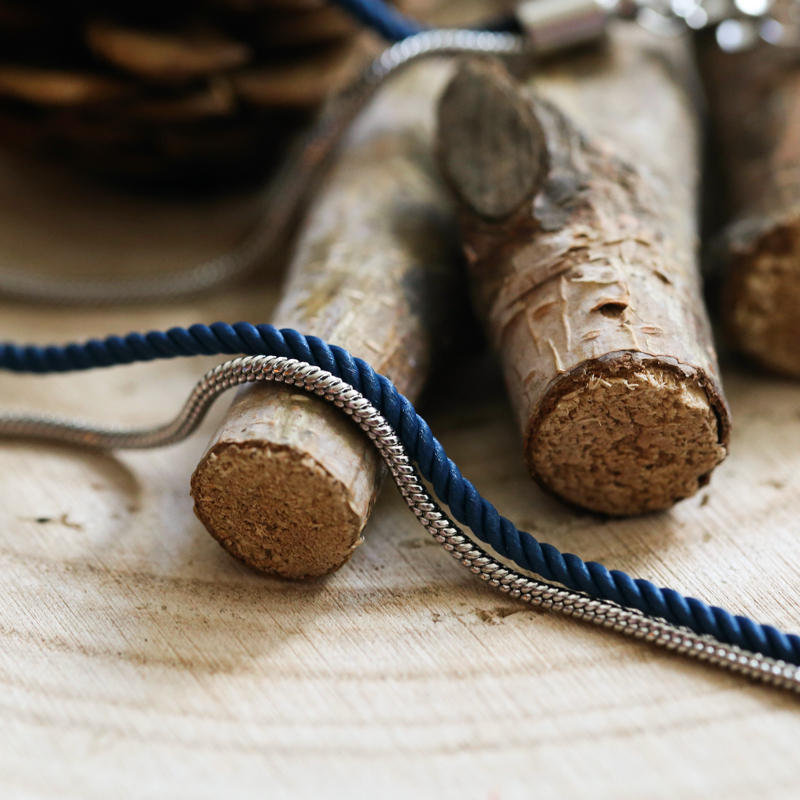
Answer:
325 0 520 40
328 0 424 41
3 321 799 666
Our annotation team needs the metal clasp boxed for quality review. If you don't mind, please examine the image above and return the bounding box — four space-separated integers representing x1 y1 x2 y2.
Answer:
515 0 630 54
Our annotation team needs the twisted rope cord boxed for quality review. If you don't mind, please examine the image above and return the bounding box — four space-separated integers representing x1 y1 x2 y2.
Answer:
2 321 799 666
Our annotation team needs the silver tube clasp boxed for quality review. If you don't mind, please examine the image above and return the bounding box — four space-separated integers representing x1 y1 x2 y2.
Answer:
515 0 626 54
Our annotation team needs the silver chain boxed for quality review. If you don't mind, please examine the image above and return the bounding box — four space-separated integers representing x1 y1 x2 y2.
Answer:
2 355 799 695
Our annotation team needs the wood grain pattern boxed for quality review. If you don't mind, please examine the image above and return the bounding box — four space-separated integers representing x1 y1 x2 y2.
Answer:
1 51 800 800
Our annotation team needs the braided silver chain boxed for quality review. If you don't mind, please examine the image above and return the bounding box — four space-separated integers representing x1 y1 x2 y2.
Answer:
2 355 799 695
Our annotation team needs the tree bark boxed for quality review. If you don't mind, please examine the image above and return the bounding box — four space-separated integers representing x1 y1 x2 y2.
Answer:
437 24 730 517
698 21 800 377
191 60 458 579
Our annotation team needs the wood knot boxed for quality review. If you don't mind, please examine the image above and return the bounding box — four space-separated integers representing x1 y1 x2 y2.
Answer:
437 58 549 220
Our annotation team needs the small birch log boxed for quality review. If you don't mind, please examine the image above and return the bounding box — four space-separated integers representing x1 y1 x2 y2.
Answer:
190 61 458 579
437 25 730 517
698 29 800 377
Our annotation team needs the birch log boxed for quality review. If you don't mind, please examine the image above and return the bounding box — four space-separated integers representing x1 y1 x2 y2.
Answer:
190 61 458 579
698 25 800 377
437 24 730 516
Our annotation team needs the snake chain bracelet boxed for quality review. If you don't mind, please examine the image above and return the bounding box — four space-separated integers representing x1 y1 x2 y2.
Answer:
2 0 800 694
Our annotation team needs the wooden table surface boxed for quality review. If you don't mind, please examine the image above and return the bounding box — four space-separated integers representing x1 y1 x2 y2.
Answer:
1 145 800 800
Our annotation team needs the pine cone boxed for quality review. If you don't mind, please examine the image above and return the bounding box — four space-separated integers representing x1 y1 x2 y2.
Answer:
0 0 367 188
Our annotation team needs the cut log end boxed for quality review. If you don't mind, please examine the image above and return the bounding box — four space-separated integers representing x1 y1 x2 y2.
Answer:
698 30 800 379
527 359 726 516
726 218 800 378
190 383 383 580
191 442 366 580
